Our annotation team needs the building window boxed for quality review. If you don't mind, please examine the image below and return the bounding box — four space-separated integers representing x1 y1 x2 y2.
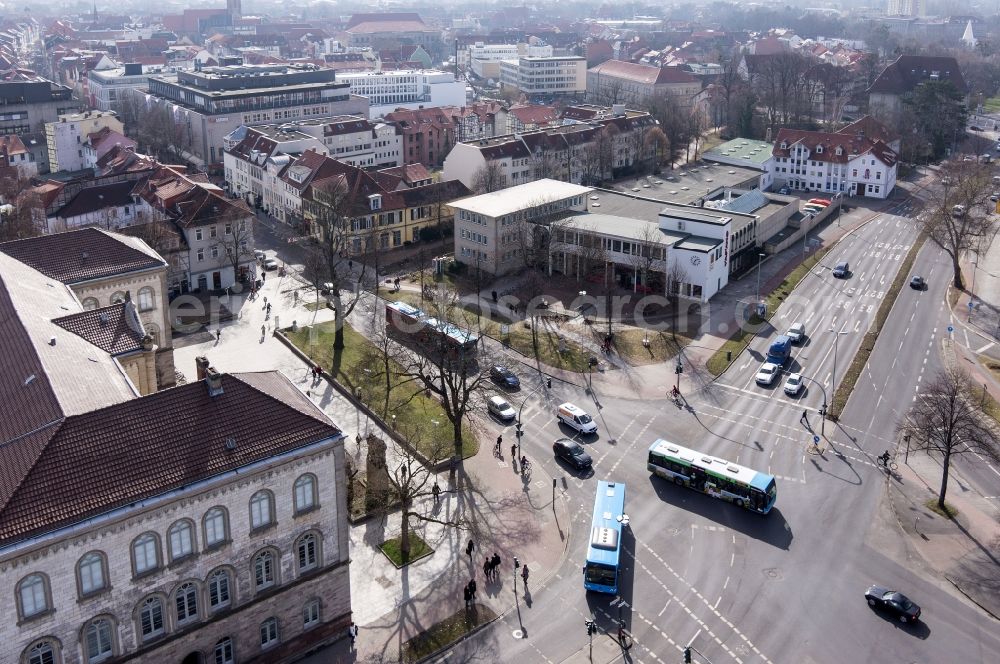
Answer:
250 490 274 530
197 249 205 262
207 569 231 611
211 246 219 259
137 287 155 312
253 550 276 591
139 596 165 641
303 600 321 628
196 229 203 241
210 226 217 239
174 582 199 626
84 617 114 663
225 223 232 235
293 474 317 513
203 507 228 548
110 291 126 305
77 552 107 597
81 297 99 311
168 520 195 562
24 640 59 664
17 574 49 619
297 532 319 572
259 617 279 650
214 638 234 664
132 533 160 576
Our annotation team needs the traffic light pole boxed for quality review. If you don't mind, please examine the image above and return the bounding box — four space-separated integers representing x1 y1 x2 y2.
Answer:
515 379 549 459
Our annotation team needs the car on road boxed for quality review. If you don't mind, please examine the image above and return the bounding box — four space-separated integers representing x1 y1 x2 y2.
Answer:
784 373 804 396
832 261 849 278
991 193 1000 203
490 365 520 389
487 395 516 421
970 125 984 131
254 249 266 261
552 437 593 470
755 362 780 386
864 585 921 623
786 322 806 344
263 258 279 271
909 275 925 290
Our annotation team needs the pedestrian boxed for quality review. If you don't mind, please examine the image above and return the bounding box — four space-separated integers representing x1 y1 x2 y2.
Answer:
348 622 358 648
483 559 491 578
463 585 472 608
261 271 266 283
266 302 272 315
469 578 477 600
466 539 475 560
491 553 500 578
511 443 517 464
348 260 353 271
394 277 400 291
215 329 221 342
261 324 266 338
495 435 503 456
432 481 440 504
521 564 529 586
801 409 808 422
263 296 268 306
293 290 299 304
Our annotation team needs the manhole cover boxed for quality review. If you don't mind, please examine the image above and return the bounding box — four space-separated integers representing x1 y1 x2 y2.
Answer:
763 568 783 580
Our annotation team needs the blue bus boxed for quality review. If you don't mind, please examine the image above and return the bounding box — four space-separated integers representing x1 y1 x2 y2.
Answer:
647 439 777 514
583 480 626 594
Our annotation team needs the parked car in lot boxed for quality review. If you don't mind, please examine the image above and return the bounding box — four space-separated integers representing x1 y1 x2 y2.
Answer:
784 373 804 396
909 275 925 290
263 258 279 271
808 198 832 207
777 187 790 195
864 585 921 623
490 365 520 389
552 437 593 470
487 395 516 421
803 205 825 214
755 362 780 386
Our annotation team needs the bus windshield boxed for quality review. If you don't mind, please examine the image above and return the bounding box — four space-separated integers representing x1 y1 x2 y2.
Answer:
584 562 617 587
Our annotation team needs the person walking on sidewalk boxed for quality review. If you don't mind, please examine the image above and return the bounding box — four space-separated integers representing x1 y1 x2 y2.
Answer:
463 584 472 608
261 324 267 339
495 435 503 457
469 578 477 600
215 329 221 343
491 553 501 578
511 443 517 465
466 539 475 561
521 564 529 587
348 622 358 648
432 481 440 504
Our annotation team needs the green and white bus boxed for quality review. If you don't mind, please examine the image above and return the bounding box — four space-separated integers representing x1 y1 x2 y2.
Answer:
647 439 777 514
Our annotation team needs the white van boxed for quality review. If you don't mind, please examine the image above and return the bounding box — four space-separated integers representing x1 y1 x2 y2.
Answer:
557 402 597 435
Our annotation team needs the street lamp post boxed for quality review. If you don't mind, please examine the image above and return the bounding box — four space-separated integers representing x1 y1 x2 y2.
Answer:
755 252 766 302
516 380 548 460
829 328 849 395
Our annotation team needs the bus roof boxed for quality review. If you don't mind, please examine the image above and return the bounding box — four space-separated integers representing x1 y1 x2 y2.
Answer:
586 480 625 566
648 439 773 489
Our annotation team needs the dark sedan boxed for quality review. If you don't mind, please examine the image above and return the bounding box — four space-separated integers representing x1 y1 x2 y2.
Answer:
864 585 921 623
909 275 925 290
490 365 520 389
553 438 593 470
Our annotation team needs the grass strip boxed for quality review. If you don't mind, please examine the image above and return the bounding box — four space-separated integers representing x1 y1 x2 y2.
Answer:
828 234 927 419
380 533 433 568
924 498 959 519
707 245 833 376
401 604 499 663
287 321 476 460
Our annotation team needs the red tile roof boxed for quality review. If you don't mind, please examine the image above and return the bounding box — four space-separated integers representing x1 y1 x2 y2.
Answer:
507 104 559 126
0 227 165 284
0 372 341 546
773 127 898 167
52 301 146 355
588 59 698 85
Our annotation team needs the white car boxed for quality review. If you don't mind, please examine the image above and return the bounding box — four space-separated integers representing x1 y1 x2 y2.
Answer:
263 258 279 271
755 362 780 386
487 395 516 421
784 373 804 396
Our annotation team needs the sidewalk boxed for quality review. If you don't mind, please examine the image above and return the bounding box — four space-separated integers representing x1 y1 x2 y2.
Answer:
171 265 571 664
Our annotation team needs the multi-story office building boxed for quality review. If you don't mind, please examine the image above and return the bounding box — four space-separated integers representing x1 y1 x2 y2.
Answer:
45 110 125 173
0 76 81 136
87 63 178 114
142 64 369 167
499 56 587 99
336 69 466 119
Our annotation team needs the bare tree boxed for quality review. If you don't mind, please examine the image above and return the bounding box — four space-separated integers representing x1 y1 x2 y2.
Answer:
896 366 1000 510
918 160 998 289
642 126 670 174
628 223 666 293
0 187 44 241
212 205 256 284
472 160 506 194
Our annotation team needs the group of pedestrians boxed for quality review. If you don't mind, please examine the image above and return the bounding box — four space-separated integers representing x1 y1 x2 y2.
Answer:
482 552 502 579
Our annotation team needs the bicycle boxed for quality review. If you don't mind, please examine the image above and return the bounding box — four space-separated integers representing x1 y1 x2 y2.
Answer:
520 457 532 475
876 453 898 471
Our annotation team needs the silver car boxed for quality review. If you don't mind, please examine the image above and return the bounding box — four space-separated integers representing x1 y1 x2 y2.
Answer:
487 395 516 421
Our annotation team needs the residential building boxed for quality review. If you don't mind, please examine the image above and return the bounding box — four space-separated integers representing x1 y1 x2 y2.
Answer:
868 54 967 115
769 116 899 198
82 126 137 169
0 134 38 180
0 226 175 389
47 180 142 233
0 76 81 137
450 178 736 302
445 102 507 143
142 63 369 167
87 62 178 114
443 107 657 190
45 110 124 173
500 55 587 98
383 106 456 169
587 60 701 108
337 69 466 119
505 104 559 134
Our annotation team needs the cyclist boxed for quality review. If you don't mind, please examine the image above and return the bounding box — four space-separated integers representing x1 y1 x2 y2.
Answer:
878 450 891 467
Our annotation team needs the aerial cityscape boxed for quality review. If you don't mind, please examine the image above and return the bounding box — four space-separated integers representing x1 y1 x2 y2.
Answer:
2 1 1000 663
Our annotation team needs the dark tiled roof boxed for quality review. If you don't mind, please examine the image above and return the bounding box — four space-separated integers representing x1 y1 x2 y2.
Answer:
837 115 898 146
0 372 342 546
0 227 165 284
398 179 471 207
53 180 136 219
52 302 145 355
869 55 967 95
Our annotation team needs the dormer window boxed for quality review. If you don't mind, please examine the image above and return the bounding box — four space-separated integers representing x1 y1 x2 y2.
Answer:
369 193 382 210
815 145 823 154
780 141 787 150
835 146 843 156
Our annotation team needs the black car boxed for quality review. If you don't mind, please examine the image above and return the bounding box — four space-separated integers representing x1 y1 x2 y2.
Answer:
552 438 593 470
909 275 925 290
864 585 921 623
490 365 520 389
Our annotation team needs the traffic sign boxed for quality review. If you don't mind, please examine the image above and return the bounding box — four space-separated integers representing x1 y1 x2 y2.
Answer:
948 325 954 333
813 435 820 445
969 301 975 310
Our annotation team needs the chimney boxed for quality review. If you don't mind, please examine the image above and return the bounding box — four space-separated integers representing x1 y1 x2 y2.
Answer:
205 367 224 397
195 355 210 380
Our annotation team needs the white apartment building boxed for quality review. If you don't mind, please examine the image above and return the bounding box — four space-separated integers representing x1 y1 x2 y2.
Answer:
87 63 178 114
336 69 467 118
462 42 553 79
44 110 124 172
500 56 587 98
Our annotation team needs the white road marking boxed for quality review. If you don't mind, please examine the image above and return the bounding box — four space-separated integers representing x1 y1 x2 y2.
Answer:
976 342 995 354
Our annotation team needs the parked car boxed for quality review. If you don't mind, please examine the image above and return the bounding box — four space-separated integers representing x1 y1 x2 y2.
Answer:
991 193 1000 203
319 282 335 294
864 585 921 623
263 258 279 271
755 362 780 386
490 365 520 389
803 205 825 214
487 395 516 421
254 249 266 261
784 373 804 396
777 187 790 195
910 275 925 290
970 125 984 131
952 204 967 217
808 198 832 207
552 437 593 470
832 261 849 278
